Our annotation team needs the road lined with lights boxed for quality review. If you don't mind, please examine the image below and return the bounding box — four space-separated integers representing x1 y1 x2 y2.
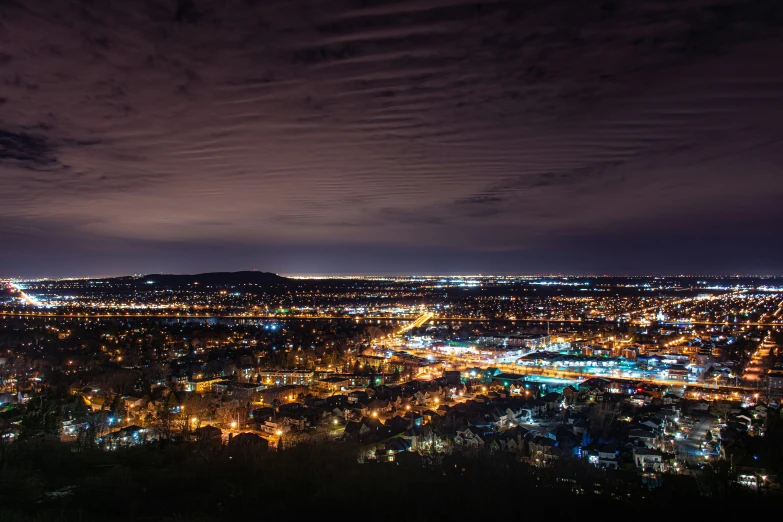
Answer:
3 308 783 328
0 310 425 320
5 282 42 307
396 312 434 334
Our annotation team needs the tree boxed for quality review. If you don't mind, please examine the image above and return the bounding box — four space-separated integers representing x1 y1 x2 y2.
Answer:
151 388 178 440
110 394 126 420
180 393 213 431
365 326 384 346
99 369 139 395
711 402 732 422
217 404 248 429
69 395 91 423
588 402 620 440
582 432 594 447
20 392 63 440
74 411 102 452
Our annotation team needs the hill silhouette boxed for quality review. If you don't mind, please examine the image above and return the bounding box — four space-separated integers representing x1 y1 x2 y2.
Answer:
111 271 290 289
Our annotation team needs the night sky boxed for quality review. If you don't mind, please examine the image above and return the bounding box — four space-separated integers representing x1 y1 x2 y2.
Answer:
2 0 783 277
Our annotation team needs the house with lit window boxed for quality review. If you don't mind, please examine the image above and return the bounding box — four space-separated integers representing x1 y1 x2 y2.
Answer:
633 447 667 472
184 377 225 393
454 428 484 450
229 382 264 399
528 435 557 465
257 369 314 387
317 376 353 393
586 444 619 469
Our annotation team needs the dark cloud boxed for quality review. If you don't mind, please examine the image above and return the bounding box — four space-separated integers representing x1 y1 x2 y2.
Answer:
0 129 62 171
455 195 504 205
1 0 783 276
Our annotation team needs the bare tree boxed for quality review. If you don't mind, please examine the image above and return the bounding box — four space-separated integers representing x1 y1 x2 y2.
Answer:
151 390 179 440
589 401 620 439
180 393 213 431
365 326 385 345
711 401 732 422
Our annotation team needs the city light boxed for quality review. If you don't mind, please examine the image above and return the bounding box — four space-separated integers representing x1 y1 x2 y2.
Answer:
3 1 782 514
1 272 780 500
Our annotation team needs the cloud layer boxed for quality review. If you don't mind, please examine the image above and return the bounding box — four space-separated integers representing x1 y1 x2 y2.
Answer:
1 0 783 276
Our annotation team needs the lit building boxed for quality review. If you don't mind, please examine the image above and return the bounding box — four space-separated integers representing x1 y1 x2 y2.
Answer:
258 369 315 386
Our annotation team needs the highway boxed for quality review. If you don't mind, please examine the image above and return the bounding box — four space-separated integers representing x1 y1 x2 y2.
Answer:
412 315 783 327
3 282 42 307
659 320 783 327
2 307 783 326
0 310 432 321
396 312 434 335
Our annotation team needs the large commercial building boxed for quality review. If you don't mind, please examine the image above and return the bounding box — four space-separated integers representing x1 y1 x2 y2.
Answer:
472 334 550 350
258 369 315 386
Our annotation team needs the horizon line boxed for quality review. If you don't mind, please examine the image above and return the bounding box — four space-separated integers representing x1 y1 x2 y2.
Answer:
3 271 783 281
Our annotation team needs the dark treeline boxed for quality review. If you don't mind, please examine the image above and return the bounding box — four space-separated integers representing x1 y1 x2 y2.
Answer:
0 439 778 522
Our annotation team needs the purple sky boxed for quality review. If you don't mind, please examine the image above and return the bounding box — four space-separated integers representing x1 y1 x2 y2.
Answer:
1 0 783 277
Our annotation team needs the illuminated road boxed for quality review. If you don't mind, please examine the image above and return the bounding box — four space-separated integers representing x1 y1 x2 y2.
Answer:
2 307 782 326
659 320 783 327
0 310 438 328
3 282 42 307
677 415 715 459
424 316 783 327
773 298 783 319
0 311 425 321
628 295 702 317
396 312 434 335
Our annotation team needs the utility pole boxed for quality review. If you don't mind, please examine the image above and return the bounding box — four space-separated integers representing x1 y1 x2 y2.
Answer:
543 320 551 353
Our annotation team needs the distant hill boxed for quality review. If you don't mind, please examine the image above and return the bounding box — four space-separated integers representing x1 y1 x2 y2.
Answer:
114 271 291 289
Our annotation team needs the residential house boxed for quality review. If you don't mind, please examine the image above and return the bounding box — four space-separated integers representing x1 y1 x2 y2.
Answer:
587 444 619 469
528 435 557 465
454 428 484 450
317 376 353 393
257 369 315 387
633 447 667 472
628 428 657 448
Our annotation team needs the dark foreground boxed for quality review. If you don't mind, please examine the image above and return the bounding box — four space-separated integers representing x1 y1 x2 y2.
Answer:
0 440 778 521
